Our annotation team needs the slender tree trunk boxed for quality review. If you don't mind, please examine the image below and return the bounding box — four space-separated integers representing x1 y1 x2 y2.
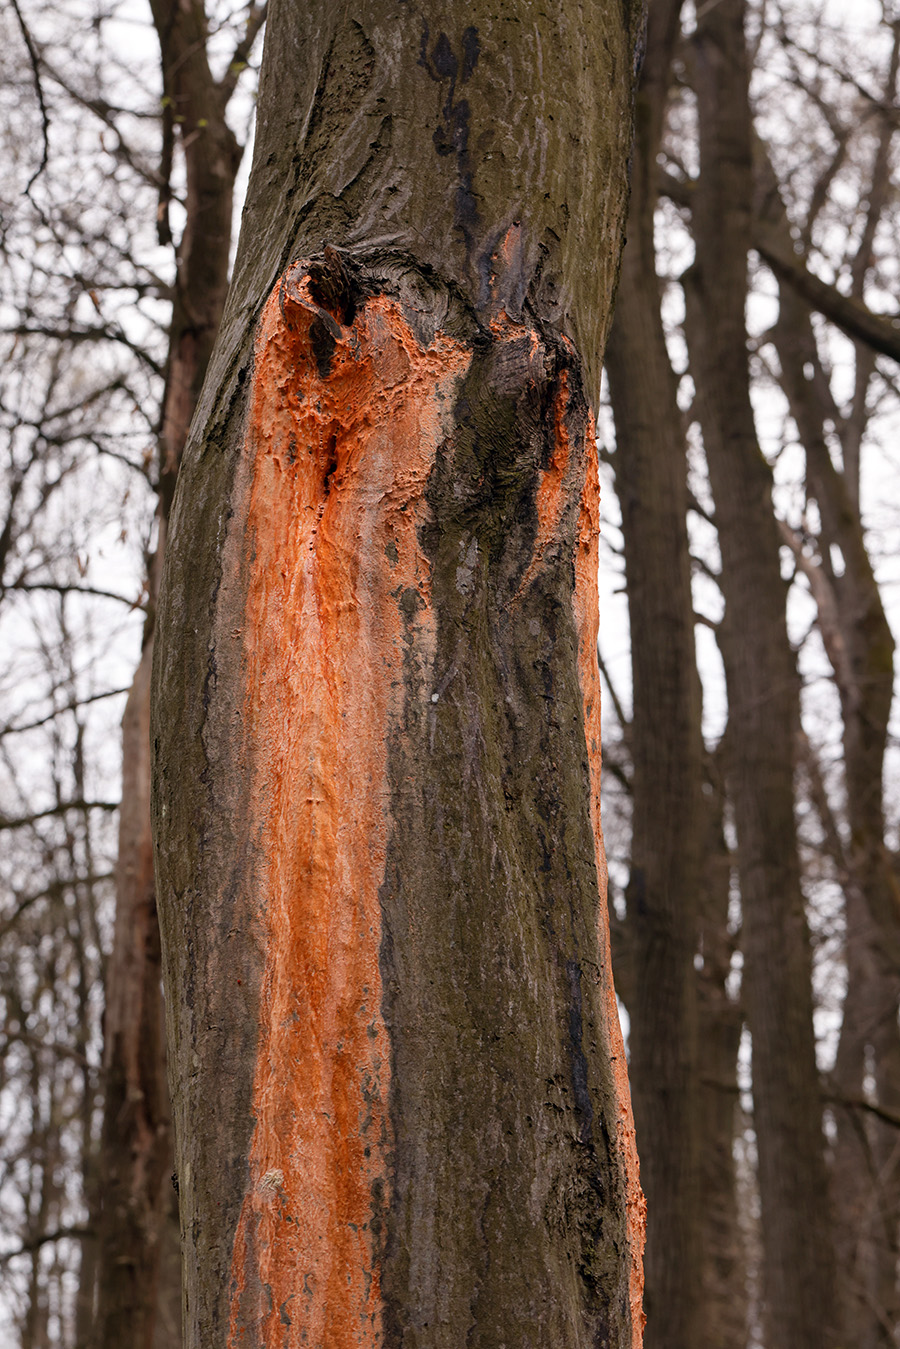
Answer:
90 2 242 1343
685 3 838 1346
695 750 747 1349
93 651 170 1349
605 3 706 1344
756 143 900 1348
152 4 645 1346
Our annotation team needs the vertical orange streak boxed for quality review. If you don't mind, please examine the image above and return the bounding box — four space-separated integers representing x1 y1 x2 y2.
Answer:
228 270 470 1348
573 419 647 1347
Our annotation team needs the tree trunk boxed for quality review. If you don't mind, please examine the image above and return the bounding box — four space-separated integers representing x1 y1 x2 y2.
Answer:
695 750 747 1349
753 135 900 1348
151 4 645 1346
93 649 170 1349
90 2 242 1343
604 2 707 1344
686 2 838 1347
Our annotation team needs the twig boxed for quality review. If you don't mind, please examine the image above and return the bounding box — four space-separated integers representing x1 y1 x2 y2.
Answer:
9 0 50 196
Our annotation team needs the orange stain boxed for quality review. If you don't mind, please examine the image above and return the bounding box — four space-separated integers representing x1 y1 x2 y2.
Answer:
573 420 647 1347
228 268 470 1348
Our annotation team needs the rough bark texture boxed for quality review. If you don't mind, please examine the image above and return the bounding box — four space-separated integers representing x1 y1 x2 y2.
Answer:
90 1 242 1342
604 2 708 1343
686 3 838 1347
151 3 644 1347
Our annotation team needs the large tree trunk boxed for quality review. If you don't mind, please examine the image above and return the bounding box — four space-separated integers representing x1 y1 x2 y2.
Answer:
604 3 708 1345
151 4 645 1346
686 3 838 1347
90 2 241 1343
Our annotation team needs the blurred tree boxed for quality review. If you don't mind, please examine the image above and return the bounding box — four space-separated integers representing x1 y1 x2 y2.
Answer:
601 1 900 1345
604 2 707 1344
90 0 262 1342
0 0 263 1343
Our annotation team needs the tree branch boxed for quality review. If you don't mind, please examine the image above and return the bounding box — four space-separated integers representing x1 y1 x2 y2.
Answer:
0 1226 94 1266
0 687 130 737
658 166 900 365
9 0 50 196
5 582 147 610
218 2 267 104
0 801 118 831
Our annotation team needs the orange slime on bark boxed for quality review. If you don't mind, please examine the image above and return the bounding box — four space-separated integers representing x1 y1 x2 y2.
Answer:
573 418 647 1347
228 269 470 1348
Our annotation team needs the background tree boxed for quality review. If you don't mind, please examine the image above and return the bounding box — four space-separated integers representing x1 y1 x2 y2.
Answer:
0 0 262 1342
603 3 706 1346
601 1 900 1345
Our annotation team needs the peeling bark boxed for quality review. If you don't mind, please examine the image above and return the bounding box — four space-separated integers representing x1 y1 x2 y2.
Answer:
152 4 644 1345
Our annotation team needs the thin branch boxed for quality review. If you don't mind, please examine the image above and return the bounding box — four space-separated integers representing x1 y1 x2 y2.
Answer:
0 1226 94 1266
40 58 163 189
596 641 631 733
0 872 114 943
3 323 165 379
0 687 130 737
5 583 147 610
824 1088 900 1132
9 0 50 195
218 1 268 104
0 800 118 831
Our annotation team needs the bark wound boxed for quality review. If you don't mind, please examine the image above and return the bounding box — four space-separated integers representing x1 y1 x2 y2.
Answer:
574 420 647 1347
226 261 643 1346
228 266 470 1347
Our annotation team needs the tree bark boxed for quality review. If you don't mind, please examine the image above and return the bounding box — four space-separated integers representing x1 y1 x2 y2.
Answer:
604 2 708 1344
686 2 838 1347
151 4 645 1346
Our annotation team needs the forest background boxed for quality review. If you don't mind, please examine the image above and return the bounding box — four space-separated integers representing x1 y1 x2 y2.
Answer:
1 0 899 1347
